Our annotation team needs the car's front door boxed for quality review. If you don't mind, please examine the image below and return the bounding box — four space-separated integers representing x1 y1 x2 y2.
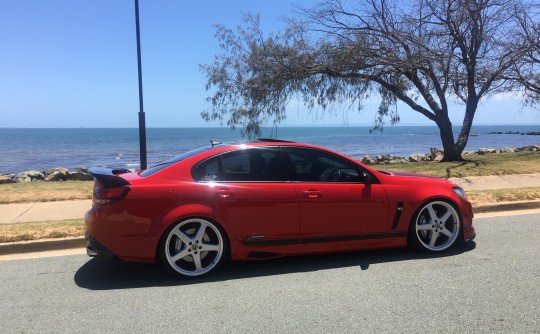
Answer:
283 147 389 240
194 147 299 244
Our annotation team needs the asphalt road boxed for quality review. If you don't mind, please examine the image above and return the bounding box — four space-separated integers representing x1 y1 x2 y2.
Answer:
0 213 538 333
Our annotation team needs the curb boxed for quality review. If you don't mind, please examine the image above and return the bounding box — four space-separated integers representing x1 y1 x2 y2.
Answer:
0 237 86 256
473 200 540 213
1 201 540 256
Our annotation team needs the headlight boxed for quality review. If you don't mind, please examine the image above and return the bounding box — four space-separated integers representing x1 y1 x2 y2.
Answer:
453 186 467 199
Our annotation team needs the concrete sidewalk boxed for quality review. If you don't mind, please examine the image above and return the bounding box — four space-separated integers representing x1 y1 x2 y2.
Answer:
0 200 91 224
449 173 540 191
0 173 539 224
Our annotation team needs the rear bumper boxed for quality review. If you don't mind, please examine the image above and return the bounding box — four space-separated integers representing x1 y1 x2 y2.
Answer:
85 232 116 259
85 207 157 263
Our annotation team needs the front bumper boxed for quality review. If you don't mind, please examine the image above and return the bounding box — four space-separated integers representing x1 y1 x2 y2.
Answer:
462 200 476 241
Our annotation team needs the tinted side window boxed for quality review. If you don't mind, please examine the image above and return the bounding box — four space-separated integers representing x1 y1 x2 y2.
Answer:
194 156 220 182
193 148 289 182
222 150 251 181
284 147 360 182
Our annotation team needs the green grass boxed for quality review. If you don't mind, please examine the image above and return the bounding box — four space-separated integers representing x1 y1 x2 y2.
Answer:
373 152 540 178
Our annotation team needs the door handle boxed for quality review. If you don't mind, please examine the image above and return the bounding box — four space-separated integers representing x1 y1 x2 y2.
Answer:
217 189 234 199
303 190 321 199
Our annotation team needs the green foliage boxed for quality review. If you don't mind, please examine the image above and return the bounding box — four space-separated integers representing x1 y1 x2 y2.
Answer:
201 13 374 137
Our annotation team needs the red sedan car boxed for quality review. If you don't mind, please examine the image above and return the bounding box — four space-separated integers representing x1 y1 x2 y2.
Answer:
85 139 475 277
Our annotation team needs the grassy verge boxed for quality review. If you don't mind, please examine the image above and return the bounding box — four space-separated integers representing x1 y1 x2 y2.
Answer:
467 188 540 206
0 219 84 243
377 152 540 178
0 181 93 204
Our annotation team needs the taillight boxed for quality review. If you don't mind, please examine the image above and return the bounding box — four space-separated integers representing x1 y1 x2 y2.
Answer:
93 186 130 205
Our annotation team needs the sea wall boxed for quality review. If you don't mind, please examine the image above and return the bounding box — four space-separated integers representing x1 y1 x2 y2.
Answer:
0 167 93 184
360 145 540 165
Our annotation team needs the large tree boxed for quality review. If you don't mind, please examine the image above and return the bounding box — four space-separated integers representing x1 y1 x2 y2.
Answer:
202 0 537 161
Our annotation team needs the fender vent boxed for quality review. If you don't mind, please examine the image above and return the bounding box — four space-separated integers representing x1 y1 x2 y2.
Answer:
391 202 404 230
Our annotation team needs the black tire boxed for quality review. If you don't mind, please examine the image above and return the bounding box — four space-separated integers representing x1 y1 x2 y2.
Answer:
408 200 461 252
158 218 228 278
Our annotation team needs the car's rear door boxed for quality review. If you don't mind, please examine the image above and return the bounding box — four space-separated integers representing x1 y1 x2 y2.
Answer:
283 147 389 240
193 147 300 244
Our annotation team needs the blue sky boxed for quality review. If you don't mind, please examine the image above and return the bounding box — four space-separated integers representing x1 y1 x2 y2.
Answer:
0 0 538 129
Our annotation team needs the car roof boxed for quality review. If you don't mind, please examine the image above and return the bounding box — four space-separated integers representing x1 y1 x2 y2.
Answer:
209 140 326 153
158 140 308 167
222 138 312 147
212 138 296 148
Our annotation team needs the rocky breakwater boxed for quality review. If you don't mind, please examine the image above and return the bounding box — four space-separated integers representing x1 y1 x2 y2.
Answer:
360 145 540 165
0 167 94 184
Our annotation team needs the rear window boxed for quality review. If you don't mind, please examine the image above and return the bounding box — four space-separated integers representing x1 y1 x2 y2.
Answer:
140 146 212 177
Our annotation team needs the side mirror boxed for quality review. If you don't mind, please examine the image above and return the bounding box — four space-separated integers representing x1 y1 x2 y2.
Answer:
361 171 372 184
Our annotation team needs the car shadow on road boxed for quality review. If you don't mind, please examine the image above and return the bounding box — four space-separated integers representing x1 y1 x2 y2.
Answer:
74 241 475 290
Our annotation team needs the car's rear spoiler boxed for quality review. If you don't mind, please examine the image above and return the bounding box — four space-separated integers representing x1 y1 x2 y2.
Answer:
88 167 131 187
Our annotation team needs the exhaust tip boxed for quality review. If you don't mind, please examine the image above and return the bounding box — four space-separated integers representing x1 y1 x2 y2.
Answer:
86 244 98 257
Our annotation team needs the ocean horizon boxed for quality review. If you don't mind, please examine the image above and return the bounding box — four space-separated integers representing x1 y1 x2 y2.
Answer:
1 125 539 174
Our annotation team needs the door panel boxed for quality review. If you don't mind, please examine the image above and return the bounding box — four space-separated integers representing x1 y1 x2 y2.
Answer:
294 183 388 237
209 183 300 241
194 147 300 243
282 146 389 238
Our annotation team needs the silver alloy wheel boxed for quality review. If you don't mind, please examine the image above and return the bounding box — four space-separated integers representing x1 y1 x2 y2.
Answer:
414 201 460 252
164 218 224 277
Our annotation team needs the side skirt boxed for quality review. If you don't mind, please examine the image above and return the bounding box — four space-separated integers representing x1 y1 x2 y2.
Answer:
241 232 407 247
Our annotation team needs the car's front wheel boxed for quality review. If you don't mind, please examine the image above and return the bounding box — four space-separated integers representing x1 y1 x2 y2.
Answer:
160 218 227 278
409 200 461 252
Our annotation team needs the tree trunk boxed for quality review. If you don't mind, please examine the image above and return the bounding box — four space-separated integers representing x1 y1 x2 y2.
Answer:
455 99 478 155
438 119 462 162
436 97 479 162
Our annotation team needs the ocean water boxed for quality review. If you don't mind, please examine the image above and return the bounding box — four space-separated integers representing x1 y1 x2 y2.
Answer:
0 125 538 174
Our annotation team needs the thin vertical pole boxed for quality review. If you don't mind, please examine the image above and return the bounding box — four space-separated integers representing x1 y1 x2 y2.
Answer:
134 0 147 170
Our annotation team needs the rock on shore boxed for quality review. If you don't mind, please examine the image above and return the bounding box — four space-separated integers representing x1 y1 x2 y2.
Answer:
360 145 540 165
1 167 93 184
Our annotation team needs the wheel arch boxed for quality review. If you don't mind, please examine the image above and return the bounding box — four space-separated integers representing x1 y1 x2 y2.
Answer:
156 204 231 236
411 196 463 219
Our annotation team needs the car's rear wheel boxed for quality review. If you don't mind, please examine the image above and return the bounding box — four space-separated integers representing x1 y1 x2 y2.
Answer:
409 200 461 252
161 218 227 277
